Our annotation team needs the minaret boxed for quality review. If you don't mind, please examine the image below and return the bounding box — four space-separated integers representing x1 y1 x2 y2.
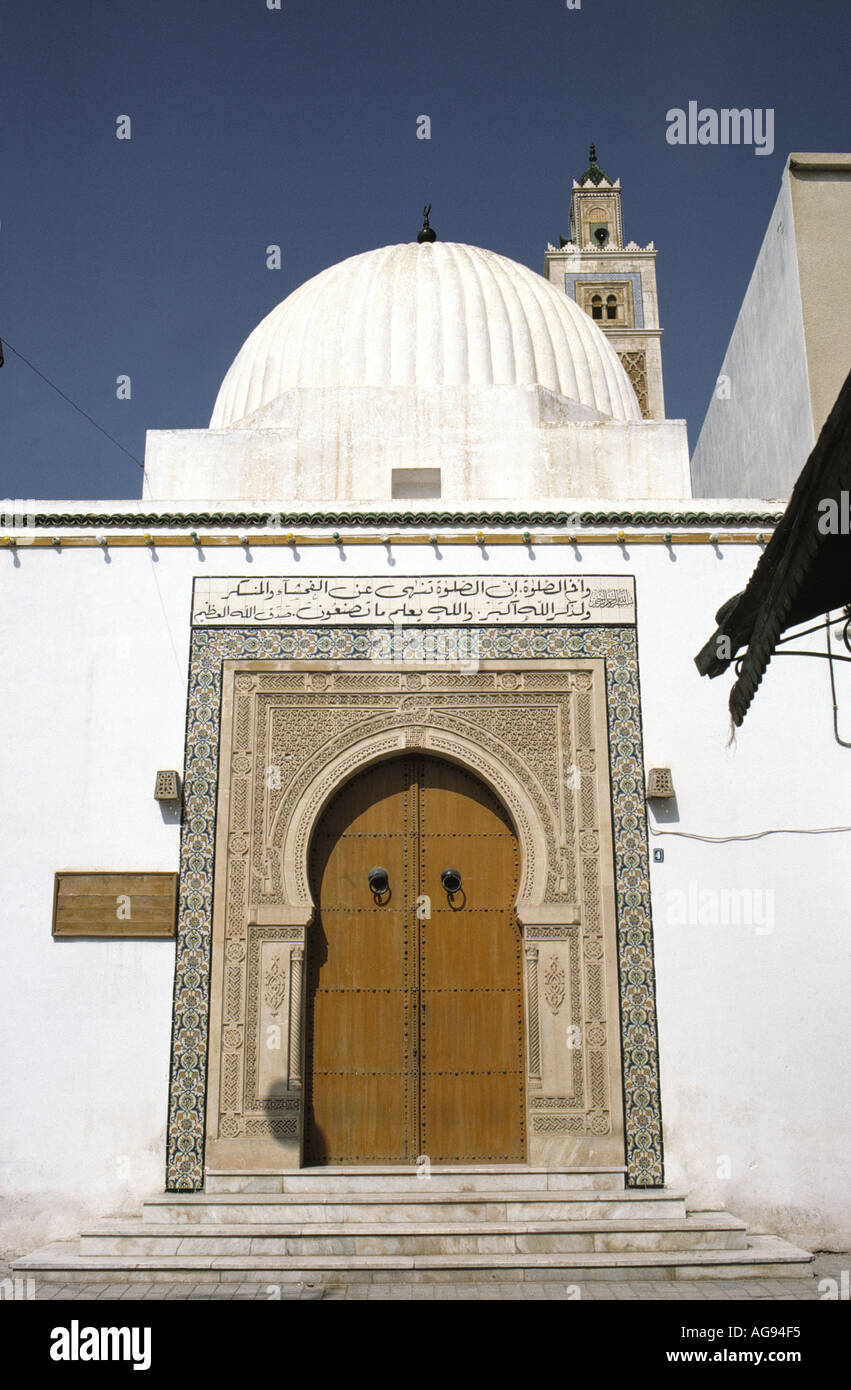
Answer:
544 146 665 420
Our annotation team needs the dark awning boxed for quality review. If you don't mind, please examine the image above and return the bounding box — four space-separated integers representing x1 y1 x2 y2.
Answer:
695 367 851 726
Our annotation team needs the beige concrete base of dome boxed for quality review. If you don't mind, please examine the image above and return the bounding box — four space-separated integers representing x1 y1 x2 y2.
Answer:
144 385 690 505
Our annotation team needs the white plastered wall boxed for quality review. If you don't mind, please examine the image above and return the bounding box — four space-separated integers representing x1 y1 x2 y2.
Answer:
1 532 848 1252
690 165 815 499
142 390 691 506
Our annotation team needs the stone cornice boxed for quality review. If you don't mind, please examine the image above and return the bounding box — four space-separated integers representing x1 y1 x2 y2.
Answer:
547 242 656 255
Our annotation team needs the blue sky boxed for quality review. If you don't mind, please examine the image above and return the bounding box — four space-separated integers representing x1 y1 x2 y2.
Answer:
1 0 848 501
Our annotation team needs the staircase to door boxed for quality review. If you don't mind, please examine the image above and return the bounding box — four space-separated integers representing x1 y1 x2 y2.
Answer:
13 1166 814 1286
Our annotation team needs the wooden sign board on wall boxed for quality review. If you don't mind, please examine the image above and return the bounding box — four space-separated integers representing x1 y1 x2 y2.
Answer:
52 872 178 938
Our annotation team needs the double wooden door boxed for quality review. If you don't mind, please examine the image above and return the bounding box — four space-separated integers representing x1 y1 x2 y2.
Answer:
305 755 526 1164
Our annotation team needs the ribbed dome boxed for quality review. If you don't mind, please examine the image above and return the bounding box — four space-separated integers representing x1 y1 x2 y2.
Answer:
211 242 642 427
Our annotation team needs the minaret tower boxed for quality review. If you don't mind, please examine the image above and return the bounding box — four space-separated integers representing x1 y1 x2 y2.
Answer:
544 145 665 419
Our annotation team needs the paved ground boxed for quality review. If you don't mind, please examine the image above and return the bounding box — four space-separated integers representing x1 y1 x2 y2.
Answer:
1 1253 848 1300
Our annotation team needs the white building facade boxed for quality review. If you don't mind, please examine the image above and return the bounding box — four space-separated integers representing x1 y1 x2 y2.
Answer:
691 153 851 499
2 186 848 1280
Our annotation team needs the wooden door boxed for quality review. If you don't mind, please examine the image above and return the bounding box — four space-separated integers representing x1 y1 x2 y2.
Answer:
305 755 525 1164
305 759 416 1163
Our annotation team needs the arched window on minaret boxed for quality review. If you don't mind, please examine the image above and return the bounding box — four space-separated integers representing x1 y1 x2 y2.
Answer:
591 294 603 321
606 293 618 321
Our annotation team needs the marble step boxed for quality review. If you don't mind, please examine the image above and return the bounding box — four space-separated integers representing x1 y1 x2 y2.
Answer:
13 1234 814 1284
142 1189 689 1225
205 1166 627 1194
80 1213 749 1256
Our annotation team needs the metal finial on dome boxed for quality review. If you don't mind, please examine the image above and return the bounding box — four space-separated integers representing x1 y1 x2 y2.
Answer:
589 143 597 163
417 203 436 243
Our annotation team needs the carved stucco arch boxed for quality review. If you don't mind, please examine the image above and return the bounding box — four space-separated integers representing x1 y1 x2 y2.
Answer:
268 722 554 927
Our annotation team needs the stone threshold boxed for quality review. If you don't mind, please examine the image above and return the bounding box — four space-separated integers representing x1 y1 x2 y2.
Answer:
145 1189 686 1206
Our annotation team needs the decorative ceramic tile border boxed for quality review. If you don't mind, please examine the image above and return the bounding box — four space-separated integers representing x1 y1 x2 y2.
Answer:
166 623 663 1189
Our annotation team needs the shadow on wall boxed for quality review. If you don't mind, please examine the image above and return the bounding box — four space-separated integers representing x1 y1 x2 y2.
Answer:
648 792 681 828
264 1080 305 1152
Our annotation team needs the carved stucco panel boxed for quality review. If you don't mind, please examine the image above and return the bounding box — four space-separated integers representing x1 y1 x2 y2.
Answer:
184 646 655 1189
211 663 617 1160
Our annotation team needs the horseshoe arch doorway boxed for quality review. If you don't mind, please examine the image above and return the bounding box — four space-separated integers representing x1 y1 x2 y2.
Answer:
304 753 526 1164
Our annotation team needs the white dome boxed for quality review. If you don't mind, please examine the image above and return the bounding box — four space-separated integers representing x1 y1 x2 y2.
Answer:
211 241 642 427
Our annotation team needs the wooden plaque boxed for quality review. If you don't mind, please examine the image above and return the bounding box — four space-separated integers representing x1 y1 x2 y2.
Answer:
52 872 178 938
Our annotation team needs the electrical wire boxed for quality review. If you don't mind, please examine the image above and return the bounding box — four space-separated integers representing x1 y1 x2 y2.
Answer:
649 823 851 843
731 610 851 746
1 335 189 694
0 335 143 469
825 612 851 748
775 616 839 645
